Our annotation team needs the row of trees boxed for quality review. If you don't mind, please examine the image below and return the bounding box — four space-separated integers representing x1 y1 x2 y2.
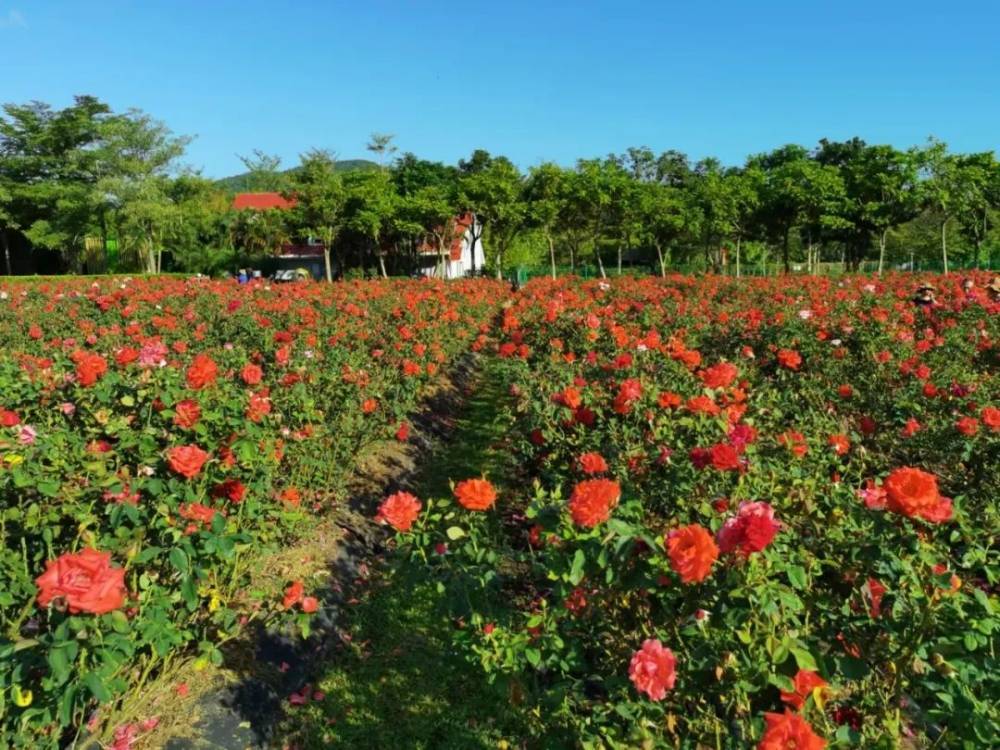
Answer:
2 96 999 278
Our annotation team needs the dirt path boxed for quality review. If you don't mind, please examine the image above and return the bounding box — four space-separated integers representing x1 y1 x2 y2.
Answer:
266 354 522 749
140 353 517 749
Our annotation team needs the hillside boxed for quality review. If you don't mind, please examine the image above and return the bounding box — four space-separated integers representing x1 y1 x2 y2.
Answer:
214 159 378 193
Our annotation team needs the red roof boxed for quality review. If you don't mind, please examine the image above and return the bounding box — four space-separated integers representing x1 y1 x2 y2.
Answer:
232 192 296 211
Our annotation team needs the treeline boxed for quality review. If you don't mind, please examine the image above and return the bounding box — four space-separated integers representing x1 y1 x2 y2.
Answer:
2 95 998 278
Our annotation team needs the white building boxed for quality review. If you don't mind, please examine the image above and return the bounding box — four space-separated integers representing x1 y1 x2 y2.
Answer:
417 213 486 279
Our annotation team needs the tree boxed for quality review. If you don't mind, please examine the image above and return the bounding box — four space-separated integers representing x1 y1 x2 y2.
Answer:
952 152 999 268
722 168 762 277
919 140 960 274
235 150 286 192
408 184 458 278
343 169 396 277
106 176 177 273
751 145 811 273
366 133 397 169
459 157 525 279
0 96 188 273
524 163 566 278
606 160 642 274
637 182 690 277
290 149 346 282
847 146 921 274
0 181 16 275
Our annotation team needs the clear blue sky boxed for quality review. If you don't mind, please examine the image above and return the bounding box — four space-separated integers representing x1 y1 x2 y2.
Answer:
2 1 997 177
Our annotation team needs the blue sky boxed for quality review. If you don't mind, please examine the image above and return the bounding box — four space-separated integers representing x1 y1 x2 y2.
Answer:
2 1 998 177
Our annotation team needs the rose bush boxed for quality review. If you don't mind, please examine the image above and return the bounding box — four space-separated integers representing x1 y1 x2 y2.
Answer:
0 275 504 747
393 272 1000 748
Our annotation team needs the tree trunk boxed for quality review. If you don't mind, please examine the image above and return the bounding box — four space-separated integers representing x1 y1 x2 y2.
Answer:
1 230 11 276
569 244 575 271
547 232 556 279
941 219 949 275
782 229 790 274
877 230 887 275
617 239 623 275
654 240 666 278
324 247 333 283
378 252 388 278
595 245 607 278
735 236 741 278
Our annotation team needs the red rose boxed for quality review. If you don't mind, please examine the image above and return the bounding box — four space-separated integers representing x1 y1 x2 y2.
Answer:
956 416 979 437
666 524 718 584
212 478 246 503
179 502 218 526
628 639 677 701
982 406 1000 432
578 452 609 475
717 502 780 557
36 548 127 615
375 491 422 532
568 479 620 527
246 389 272 422
709 443 741 471
186 353 218 389
758 710 826 750
454 478 498 511
173 399 201 429
780 669 829 710
283 581 304 609
72 350 108 387
167 445 209 479
0 409 20 427
241 363 263 385
777 349 802 371
699 361 739 389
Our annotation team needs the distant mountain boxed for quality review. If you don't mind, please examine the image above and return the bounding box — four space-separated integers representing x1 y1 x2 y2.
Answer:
215 159 378 193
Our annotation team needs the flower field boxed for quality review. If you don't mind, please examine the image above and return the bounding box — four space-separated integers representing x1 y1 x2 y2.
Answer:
0 276 503 747
385 272 1000 748
2 272 999 749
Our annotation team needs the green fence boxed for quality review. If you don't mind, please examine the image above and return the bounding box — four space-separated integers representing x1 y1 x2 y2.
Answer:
510 258 1000 284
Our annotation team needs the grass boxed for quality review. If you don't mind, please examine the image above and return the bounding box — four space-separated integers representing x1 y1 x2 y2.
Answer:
280 357 529 749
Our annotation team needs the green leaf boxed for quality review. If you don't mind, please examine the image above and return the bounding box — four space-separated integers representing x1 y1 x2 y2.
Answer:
786 565 808 590
569 549 586 585
109 610 131 635
525 648 541 667
84 672 112 703
169 547 189 574
445 526 466 541
48 647 71 684
791 647 817 671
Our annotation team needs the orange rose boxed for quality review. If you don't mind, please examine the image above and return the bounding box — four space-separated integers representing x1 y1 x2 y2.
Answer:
375 491 422 532
454 479 497 511
568 479 620 527
883 467 952 523
167 445 209 479
758 709 826 750
666 524 718 584
36 548 127 615
186 353 218 389
72 350 108 387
